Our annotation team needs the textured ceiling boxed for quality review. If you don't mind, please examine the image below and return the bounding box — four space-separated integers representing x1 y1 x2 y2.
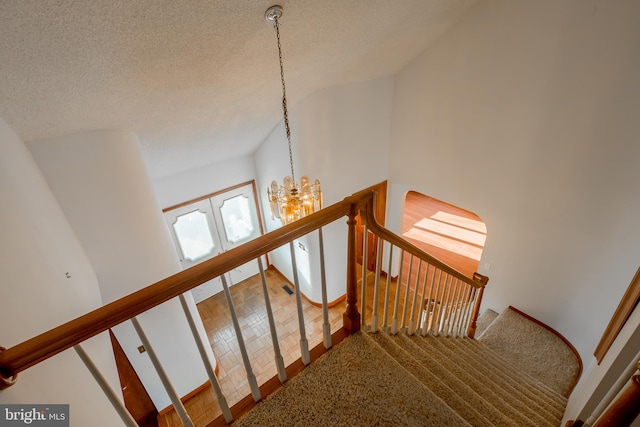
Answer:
0 0 478 179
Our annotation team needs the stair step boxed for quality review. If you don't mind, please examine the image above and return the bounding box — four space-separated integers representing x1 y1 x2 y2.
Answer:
234 307 578 426
410 333 563 423
233 332 473 426
447 336 567 409
368 331 505 427
478 306 581 397
475 308 499 337
391 333 557 426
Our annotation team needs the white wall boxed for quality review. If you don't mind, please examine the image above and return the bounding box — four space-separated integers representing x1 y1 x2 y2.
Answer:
388 0 640 419
152 155 257 209
27 130 212 410
563 303 640 425
255 76 394 303
0 118 123 426
390 0 640 360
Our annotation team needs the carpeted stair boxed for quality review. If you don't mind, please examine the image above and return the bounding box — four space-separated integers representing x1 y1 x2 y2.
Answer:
234 307 581 426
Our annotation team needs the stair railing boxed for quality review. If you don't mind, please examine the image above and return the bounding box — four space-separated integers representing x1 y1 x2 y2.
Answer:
565 357 640 427
590 360 640 427
0 189 370 425
356 194 488 338
0 186 489 426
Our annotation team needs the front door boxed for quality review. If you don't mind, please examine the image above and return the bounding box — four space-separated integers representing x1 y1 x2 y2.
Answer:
164 182 262 302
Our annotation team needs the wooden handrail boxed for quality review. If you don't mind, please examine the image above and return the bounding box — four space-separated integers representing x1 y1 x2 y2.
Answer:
0 190 374 384
359 195 486 289
0 185 489 390
593 361 640 427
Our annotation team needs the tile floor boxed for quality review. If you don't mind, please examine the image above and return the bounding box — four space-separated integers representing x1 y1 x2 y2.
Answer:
159 267 346 426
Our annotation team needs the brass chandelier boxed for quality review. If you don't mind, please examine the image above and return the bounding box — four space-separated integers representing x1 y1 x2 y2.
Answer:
265 5 322 225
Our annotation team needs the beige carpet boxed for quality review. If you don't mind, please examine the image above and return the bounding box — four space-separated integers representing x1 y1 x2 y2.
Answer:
233 332 470 427
478 306 581 397
475 308 499 336
234 308 580 426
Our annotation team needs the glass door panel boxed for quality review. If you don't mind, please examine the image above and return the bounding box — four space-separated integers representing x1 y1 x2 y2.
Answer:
172 209 215 262
210 183 262 284
219 194 255 244
164 200 224 302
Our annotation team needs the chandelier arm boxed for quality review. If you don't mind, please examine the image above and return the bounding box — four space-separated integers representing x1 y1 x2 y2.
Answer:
274 17 295 184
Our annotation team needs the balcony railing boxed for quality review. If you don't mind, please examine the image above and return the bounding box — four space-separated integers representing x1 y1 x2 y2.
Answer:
0 186 488 426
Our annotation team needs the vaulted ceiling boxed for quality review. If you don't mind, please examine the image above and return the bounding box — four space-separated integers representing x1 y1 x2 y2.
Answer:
0 0 478 179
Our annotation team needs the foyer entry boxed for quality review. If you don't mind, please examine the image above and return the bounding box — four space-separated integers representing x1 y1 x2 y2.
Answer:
402 191 486 278
163 181 265 303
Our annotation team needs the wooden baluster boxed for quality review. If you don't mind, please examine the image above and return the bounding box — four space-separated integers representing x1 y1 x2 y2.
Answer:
318 228 332 349
407 260 423 336
456 285 472 337
289 241 310 365
467 272 489 338
434 273 452 337
257 257 287 383
400 254 414 331
441 276 455 337
131 317 195 427
447 279 462 336
370 238 384 333
593 364 640 427
360 225 369 329
178 294 232 422
74 344 138 427
390 247 403 335
421 266 437 336
416 263 430 336
381 241 393 333
436 271 448 334
429 270 443 335
343 205 361 333
466 286 477 336
464 285 477 336
220 275 261 401
453 280 468 337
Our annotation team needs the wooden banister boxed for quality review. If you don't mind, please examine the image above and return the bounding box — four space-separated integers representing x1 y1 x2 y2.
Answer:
359 194 486 290
0 190 374 386
0 184 490 391
593 361 640 427
358 193 489 339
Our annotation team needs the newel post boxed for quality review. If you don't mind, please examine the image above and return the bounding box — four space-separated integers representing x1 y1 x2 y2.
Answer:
343 203 361 333
467 272 489 338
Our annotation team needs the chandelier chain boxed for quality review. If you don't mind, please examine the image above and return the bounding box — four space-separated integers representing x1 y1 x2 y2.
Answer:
274 17 295 184
265 5 322 224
